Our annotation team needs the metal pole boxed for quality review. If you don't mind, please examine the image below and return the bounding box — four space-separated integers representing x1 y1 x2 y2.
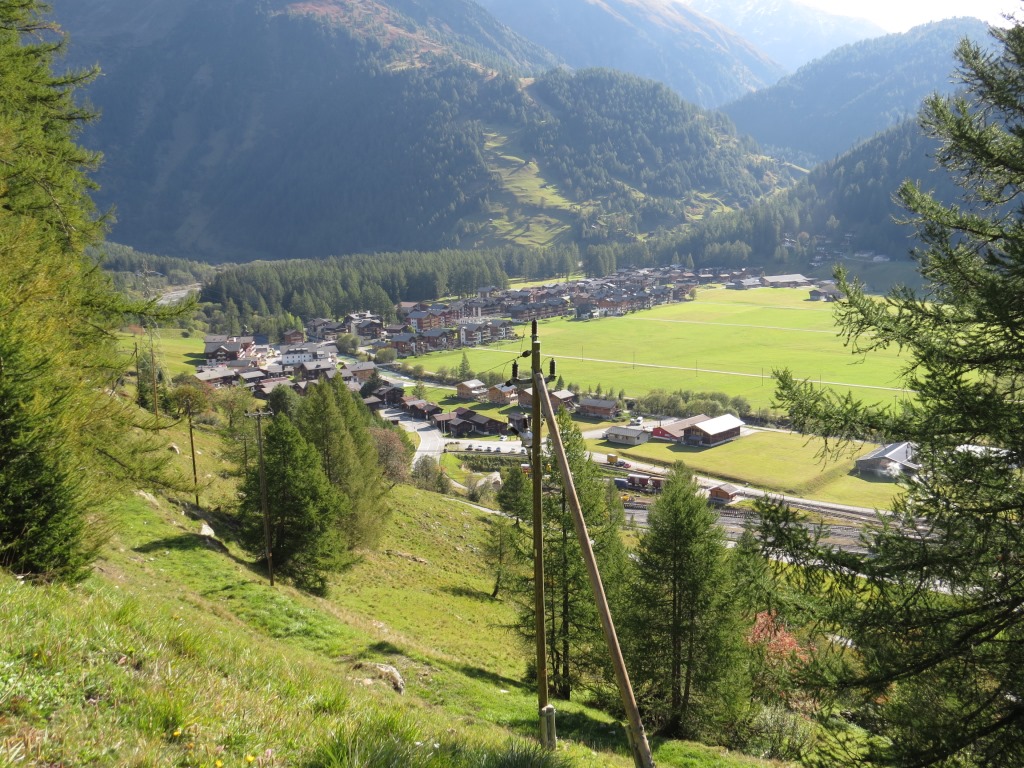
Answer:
535 372 656 768
249 410 275 587
530 320 554 749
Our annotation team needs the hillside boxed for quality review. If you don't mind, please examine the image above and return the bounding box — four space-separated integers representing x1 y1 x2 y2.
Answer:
477 0 785 108
50 0 790 262
722 17 993 164
0 415 776 767
688 0 886 73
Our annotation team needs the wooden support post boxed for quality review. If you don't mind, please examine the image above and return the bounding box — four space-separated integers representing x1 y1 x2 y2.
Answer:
535 372 656 768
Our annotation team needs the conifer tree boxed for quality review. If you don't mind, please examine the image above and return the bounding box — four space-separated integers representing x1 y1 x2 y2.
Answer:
0 1 185 580
508 408 628 699
237 414 348 593
621 465 746 739
770 22 1024 766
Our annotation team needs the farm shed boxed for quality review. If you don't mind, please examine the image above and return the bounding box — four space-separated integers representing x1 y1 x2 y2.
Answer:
708 484 740 505
605 426 650 446
579 398 620 418
652 415 710 442
685 414 745 446
855 442 920 478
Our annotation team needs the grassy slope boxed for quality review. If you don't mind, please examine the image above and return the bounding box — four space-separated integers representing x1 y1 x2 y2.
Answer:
0 417 778 768
418 287 907 411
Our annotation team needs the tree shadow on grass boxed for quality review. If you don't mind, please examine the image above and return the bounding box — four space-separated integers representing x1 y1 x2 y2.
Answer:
440 584 494 602
453 663 523 690
508 707 631 753
133 533 258 573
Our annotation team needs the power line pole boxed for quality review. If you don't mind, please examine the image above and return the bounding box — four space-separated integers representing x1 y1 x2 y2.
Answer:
247 408 274 587
534 370 656 768
529 320 555 748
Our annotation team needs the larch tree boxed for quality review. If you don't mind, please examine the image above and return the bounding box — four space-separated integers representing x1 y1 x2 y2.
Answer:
0 0 184 581
770 20 1024 767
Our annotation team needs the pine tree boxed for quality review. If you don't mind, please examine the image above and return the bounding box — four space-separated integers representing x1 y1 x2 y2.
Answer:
770 22 1024 766
237 415 349 593
621 465 746 739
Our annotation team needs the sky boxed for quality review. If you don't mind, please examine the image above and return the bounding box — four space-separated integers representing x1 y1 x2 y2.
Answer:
796 0 1019 33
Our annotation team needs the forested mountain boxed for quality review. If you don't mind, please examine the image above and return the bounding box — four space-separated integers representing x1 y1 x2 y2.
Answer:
577 117 960 279
688 0 886 72
477 0 785 107
722 18 992 164
50 0 788 262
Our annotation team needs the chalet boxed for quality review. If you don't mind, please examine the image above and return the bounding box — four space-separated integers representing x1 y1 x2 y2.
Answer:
297 360 337 382
550 390 576 409
605 426 650 446
421 327 456 350
463 411 507 435
255 377 295 400
855 442 920 478
406 309 445 331
685 414 745 446
236 369 266 389
457 379 487 399
193 367 237 388
352 318 384 340
411 400 442 420
341 361 377 383
203 335 255 364
651 415 710 442
383 323 413 336
578 398 619 419
708 484 741 505
809 287 845 302
437 414 475 438
373 384 405 406
306 319 347 341
362 396 384 412
488 384 518 405
389 332 423 357
281 328 305 345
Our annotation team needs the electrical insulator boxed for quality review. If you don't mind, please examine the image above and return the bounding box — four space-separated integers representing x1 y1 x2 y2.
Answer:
511 360 519 379
549 359 556 378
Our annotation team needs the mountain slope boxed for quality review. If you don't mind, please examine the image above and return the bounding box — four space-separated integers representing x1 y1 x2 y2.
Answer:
688 0 886 72
476 0 785 107
722 18 993 163
51 0 789 262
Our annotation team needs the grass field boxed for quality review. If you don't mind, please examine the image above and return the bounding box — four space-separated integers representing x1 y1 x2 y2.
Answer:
589 428 902 510
118 327 205 378
417 287 909 411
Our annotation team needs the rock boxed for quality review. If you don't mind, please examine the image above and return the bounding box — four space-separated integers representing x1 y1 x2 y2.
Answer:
168 443 181 454
199 523 216 538
353 662 405 694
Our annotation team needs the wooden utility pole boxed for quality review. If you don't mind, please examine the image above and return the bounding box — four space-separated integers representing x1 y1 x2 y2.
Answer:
247 409 274 586
529 319 556 748
535 372 656 768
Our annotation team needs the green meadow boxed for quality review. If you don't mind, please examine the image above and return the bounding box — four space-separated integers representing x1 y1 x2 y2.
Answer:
590 429 902 510
419 286 909 411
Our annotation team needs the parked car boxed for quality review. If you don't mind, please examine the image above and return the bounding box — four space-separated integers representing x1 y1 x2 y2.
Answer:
616 460 631 468
499 435 508 441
